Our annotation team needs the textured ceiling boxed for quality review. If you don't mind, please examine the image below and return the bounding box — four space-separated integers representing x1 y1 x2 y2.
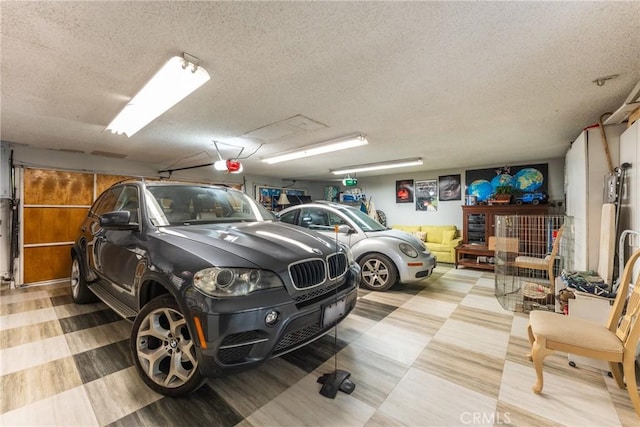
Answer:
1 1 639 180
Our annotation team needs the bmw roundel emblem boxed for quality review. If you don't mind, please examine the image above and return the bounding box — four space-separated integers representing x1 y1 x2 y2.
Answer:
312 248 322 255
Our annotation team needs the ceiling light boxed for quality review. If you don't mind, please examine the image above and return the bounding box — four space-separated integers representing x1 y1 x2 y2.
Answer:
106 53 210 137
261 134 368 164
331 158 423 175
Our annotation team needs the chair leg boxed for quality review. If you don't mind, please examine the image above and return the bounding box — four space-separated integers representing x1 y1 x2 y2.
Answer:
608 361 625 389
526 323 534 361
531 338 554 394
622 355 640 417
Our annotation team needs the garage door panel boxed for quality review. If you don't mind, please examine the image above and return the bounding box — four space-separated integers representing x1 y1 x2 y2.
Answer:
24 208 88 244
24 245 73 283
24 169 93 205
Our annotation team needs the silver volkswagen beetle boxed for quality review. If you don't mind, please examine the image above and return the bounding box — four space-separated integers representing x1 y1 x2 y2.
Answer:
278 201 436 291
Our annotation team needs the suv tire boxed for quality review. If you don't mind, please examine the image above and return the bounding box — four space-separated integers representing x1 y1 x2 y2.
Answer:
131 295 205 397
359 253 398 291
70 256 98 304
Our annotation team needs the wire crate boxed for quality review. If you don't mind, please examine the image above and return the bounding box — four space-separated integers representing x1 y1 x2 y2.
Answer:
494 215 573 313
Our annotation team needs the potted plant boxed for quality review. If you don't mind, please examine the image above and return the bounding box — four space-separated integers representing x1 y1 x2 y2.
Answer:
489 186 514 205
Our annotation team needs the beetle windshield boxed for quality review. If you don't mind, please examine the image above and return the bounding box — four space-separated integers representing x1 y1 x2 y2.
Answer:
338 205 386 232
145 185 275 226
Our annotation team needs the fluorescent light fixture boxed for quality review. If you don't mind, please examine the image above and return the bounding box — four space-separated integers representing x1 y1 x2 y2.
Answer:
261 134 368 164
106 54 210 137
331 158 423 175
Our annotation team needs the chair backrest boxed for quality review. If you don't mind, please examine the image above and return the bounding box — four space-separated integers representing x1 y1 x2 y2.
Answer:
548 224 564 259
489 236 519 252
608 249 640 346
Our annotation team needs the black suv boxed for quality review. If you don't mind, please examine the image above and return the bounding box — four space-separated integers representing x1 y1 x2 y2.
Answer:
71 180 359 396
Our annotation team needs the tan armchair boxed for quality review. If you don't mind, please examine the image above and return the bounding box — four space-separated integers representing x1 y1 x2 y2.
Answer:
527 248 640 416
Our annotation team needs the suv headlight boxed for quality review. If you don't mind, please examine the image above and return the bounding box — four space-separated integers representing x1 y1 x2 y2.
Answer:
193 267 284 297
399 242 419 258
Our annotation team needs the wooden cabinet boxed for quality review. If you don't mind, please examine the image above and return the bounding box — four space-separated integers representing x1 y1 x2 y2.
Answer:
462 205 550 245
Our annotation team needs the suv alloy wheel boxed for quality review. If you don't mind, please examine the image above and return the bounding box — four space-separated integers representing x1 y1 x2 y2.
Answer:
131 296 205 396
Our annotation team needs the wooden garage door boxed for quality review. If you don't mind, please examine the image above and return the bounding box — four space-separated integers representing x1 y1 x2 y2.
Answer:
22 169 133 285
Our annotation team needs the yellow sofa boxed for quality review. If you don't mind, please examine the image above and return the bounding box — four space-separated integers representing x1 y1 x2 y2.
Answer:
391 224 462 264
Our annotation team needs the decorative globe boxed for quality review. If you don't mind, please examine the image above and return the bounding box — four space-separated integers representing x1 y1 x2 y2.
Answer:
468 179 493 201
490 174 515 192
514 168 544 192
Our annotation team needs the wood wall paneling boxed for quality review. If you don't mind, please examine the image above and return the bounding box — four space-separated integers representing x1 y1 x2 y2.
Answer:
96 174 135 197
24 169 93 205
23 245 73 283
23 207 88 244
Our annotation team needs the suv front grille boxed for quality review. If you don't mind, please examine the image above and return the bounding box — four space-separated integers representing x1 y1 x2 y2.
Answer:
327 253 347 279
289 259 326 289
289 253 348 290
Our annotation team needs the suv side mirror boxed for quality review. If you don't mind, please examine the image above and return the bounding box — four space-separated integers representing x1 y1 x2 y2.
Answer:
100 211 139 230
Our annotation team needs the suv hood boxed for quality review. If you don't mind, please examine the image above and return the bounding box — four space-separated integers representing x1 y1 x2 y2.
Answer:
158 222 341 266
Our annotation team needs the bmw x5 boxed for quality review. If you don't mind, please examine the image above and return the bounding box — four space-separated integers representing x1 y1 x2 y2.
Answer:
71 180 359 396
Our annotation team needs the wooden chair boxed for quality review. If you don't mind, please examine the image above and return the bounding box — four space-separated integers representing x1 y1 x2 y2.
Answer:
527 248 640 416
514 224 564 294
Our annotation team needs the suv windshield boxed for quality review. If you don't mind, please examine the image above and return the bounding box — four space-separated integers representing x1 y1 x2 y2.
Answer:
338 205 387 232
145 185 275 226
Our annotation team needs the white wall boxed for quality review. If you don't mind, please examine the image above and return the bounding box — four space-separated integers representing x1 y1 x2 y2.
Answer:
355 158 565 228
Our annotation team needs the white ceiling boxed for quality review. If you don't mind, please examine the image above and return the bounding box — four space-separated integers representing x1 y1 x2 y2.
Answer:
1 1 639 180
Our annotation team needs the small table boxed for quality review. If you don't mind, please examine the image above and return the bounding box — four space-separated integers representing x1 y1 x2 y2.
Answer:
455 244 495 271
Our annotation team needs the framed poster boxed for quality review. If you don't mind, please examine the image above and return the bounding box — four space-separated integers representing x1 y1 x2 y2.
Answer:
438 174 461 201
416 179 438 211
395 179 414 203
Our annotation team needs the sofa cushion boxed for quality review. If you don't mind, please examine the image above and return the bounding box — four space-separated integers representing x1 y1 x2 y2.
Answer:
421 225 456 244
427 243 450 252
413 231 427 241
442 230 457 244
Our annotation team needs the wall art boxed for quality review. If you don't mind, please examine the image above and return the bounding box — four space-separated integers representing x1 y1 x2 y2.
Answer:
465 164 548 203
395 179 414 203
438 174 461 201
416 179 438 211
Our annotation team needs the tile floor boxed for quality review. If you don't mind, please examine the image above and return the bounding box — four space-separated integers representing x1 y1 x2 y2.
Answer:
0 265 638 426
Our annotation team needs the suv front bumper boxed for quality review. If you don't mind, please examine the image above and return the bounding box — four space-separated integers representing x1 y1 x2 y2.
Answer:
192 268 359 378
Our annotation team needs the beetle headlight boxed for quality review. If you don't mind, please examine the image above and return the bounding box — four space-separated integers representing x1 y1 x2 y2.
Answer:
193 267 283 297
399 242 419 258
